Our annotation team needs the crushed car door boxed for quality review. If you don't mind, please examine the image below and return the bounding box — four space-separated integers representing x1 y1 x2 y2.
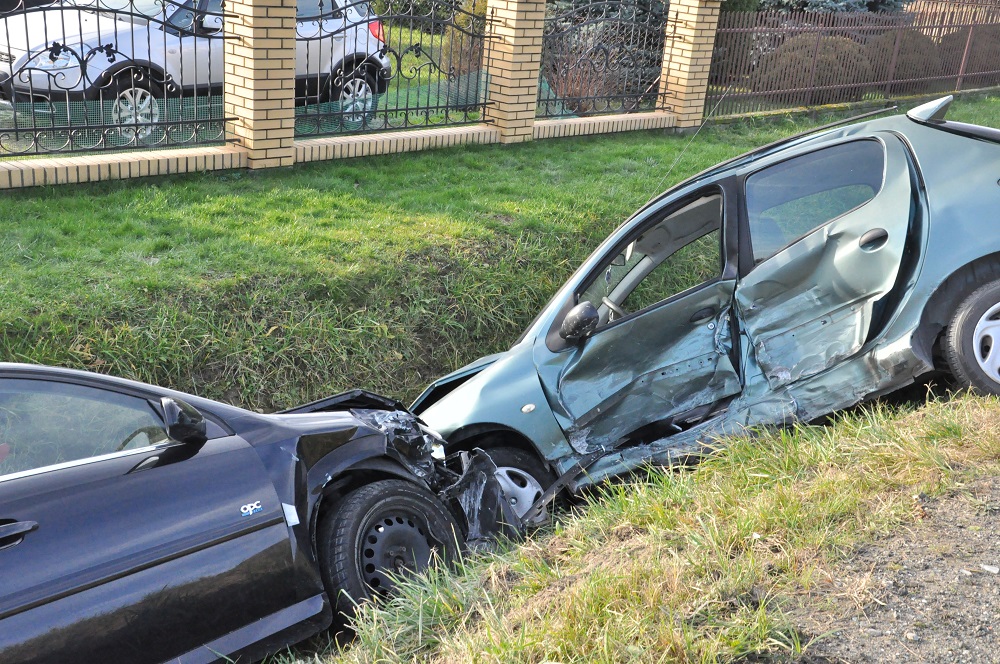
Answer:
549 188 742 453
735 136 913 388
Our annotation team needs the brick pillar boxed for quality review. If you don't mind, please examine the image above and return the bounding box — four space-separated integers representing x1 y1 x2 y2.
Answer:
224 0 297 168
484 0 545 143
658 0 722 129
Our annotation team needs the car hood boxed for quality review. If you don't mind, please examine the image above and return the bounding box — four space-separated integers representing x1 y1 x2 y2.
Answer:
410 351 505 413
0 9 141 57
261 410 367 435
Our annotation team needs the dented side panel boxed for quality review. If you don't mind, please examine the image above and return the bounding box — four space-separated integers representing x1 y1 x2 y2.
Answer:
736 135 913 388
552 279 742 453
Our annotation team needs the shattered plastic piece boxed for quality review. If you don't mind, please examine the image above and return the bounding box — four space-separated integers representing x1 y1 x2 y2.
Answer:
441 450 522 549
352 408 439 480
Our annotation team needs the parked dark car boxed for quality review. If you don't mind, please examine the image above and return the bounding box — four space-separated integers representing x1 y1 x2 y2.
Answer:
413 96 1000 518
0 363 514 663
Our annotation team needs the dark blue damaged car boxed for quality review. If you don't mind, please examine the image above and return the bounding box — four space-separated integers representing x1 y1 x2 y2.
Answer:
0 363 514 663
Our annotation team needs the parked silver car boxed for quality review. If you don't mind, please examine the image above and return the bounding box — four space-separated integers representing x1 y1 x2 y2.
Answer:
0 0 391 137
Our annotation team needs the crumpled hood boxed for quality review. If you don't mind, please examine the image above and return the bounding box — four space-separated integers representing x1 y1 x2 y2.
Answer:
263 410 368 436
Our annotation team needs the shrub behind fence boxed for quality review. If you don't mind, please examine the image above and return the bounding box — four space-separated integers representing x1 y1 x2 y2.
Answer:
537 0 670 118
707 0 1000 117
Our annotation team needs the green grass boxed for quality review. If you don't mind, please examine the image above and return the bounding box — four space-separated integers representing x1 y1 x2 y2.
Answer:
274 394 1000 663
3 92 1000 662
0 94 996 413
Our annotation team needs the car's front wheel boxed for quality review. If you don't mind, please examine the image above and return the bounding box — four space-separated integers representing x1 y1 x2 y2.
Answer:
485 447 555 525
317 479 460 621
946 279 1000 394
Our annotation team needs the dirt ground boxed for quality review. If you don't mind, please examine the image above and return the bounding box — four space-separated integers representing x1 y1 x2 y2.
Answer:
792 476 1000 663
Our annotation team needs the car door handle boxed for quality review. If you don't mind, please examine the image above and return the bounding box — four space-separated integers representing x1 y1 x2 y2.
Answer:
859 228 889 251
0 520 38 550
689 307 716 324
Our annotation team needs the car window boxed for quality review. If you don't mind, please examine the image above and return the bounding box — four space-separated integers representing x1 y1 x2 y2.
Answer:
0 379 169 478
578 194 723 324
297 0 343 19
166 0 199 31
745 140 885 264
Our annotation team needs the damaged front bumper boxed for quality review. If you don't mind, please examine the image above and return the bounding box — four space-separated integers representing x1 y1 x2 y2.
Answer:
284 389 526 548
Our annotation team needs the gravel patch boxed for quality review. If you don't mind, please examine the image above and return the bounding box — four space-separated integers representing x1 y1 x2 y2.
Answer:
793 477 1000 663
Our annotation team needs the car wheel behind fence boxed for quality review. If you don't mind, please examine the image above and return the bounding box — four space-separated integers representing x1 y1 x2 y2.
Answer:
335 69 378 130
946 279 1000 395
317 479 460 621
108 75 164 147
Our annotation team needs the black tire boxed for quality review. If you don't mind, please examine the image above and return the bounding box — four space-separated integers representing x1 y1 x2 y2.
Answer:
484 447 556 525
317 479 460 620
945 279 1000 395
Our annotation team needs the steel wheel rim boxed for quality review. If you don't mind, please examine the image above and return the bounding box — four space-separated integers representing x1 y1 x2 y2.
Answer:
973 301 1000 383
360 509 433 595
340 78 373 122
495 466 544 521
113 87 160 140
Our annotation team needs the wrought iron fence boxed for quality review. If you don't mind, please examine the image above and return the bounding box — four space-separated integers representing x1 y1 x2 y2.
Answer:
0 0 231 157
536 0 670 118
293 0 493 137
708 1 1000 118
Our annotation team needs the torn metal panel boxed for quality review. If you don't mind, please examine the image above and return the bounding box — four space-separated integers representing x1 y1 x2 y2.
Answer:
737 135 913 389
556 281 741 454
350 408 441 482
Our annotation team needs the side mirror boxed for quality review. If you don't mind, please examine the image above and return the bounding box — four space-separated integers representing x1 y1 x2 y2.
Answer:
161 397 208 447
202 14 224 32
559 301 600 342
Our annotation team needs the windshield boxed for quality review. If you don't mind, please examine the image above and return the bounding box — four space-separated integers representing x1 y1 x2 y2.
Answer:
62 0 178 18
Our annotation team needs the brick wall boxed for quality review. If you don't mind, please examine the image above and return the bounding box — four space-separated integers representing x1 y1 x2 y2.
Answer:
0 0 732 188
659 0 723 128
224 0 297 168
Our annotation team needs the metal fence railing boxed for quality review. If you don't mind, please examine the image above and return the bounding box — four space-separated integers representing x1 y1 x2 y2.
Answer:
0 0 494 156
0 0 232 157
536 0 670 119
293 0 493 138
707 1 1000 117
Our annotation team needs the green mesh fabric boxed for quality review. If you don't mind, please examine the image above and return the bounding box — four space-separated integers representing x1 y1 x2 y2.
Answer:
293 70 489 137
0 95 225 154
536 76 576 118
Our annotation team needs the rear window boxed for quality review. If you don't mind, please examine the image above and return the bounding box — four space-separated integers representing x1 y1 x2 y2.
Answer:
745 140 885 264
297 0 343 18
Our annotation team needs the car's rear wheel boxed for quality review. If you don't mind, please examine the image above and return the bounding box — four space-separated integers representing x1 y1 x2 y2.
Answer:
333 68 378 128
946 279 1000 394
484 447 555 525
317 479 460 620
107 74 163 146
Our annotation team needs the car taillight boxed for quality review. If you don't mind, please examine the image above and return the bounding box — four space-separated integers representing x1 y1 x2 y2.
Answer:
369 19 386 44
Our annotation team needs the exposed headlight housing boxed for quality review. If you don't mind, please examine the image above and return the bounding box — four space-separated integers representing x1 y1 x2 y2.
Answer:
34 48 75 70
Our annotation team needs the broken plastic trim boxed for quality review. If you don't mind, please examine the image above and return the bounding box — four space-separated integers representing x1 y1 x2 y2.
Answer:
441 450 523 549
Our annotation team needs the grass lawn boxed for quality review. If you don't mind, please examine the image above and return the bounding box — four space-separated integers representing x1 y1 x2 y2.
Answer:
298 394 1000 663
5 94 995 415
3 92 1000 662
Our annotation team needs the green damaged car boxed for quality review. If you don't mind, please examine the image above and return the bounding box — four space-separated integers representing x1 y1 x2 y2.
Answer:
412 96 1000 519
